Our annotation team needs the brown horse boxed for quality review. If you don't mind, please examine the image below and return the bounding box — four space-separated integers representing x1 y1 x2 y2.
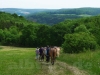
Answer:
49 47 57 65
54 46 61 57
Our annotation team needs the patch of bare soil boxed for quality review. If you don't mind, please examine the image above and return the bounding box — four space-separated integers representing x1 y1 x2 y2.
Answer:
36 61 89 75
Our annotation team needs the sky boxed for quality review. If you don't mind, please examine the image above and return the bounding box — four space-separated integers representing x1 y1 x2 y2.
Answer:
0 0 100 9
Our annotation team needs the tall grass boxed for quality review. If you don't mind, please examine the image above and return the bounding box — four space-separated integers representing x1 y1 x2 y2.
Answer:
0 46 41 75
58 50 100 75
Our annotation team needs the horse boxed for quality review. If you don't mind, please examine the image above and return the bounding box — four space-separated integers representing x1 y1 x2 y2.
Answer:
49 47 57 65
54 46 61 57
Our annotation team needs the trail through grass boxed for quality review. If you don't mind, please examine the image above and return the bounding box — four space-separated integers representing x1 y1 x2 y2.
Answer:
37 61 72 75
58 50 100 75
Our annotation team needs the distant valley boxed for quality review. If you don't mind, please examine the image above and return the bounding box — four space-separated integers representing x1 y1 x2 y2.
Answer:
1 7 100 25
0 8 56 16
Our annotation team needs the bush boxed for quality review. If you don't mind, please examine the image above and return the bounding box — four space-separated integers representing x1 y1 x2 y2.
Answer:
62 32 97 53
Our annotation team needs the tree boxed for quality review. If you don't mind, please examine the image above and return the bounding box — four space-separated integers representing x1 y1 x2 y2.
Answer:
9 26 20 46
0 29 5 44
20 24 37 47
62 32 97 53
74 24 89 33
36 25 51 46
51 24 69 46
2 26 20 46
12 13 18 18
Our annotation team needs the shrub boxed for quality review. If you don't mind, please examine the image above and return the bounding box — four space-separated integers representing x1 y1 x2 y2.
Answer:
62 32 97 53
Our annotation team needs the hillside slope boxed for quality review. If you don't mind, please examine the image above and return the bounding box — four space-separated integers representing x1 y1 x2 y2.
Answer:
26 7 100 25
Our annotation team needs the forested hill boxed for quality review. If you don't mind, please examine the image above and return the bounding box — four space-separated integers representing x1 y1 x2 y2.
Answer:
0 12 43 47
0 12 41 29
1 7 100 16
52 7 100 15
0 8 57 16
1 8 100 25
26 7 100 25
1 12 100 53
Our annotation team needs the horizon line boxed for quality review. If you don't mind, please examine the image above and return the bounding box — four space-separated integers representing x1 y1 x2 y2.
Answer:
0 7 100 9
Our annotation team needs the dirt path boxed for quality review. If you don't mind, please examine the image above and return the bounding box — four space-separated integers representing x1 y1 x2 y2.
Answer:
37 61 89 75
56 61 89 75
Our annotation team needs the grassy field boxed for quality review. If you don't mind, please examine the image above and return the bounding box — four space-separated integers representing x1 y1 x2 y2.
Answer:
0 46 73 75
0 46 41 75
1 46 100 75
58 50 100 75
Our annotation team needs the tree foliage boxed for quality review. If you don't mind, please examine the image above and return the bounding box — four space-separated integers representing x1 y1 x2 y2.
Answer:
20 24 37 47
62 32 97 53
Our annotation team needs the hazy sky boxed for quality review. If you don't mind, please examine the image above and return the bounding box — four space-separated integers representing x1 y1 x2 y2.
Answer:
0 0 100 9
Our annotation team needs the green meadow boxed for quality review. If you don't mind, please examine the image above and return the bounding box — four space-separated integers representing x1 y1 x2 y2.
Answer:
58 50 100 75
0 46 100 75
0 46 41 75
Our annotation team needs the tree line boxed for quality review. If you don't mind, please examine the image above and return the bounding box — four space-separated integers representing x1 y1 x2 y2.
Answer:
0 12 100 53
26 12 82 25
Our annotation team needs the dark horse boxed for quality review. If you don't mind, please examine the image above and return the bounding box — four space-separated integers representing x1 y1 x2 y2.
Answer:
49 47 57 65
